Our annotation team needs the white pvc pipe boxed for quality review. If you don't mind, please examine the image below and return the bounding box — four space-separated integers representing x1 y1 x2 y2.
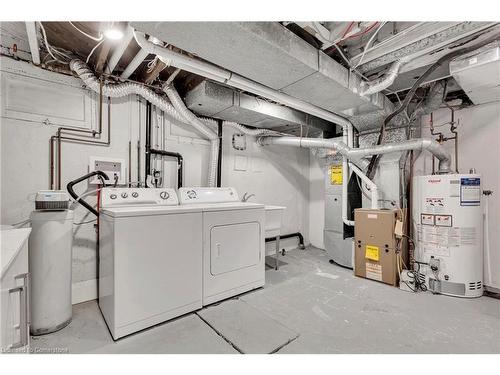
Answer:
349 162 379 209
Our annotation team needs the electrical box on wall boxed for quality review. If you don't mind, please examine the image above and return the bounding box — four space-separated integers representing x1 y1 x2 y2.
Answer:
89 156 126 185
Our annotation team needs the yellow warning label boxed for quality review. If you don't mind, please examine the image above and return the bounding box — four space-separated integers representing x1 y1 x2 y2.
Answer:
330 165 343 185
365 245 380 261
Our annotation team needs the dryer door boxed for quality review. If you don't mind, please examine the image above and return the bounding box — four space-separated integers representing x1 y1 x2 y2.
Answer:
210 222 260 275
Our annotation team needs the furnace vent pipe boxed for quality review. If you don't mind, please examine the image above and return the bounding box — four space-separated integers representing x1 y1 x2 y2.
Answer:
349 162 379 210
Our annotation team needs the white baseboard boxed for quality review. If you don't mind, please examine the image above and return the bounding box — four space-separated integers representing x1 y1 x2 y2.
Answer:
72 279 97 305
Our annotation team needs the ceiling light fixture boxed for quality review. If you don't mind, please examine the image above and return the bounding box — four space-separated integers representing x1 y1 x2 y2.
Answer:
104 27 124 40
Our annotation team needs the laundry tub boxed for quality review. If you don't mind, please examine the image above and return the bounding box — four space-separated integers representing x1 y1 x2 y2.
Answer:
264 206 286 270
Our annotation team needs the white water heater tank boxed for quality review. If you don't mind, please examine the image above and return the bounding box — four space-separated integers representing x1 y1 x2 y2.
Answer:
29 210 74 334
412 173 483 298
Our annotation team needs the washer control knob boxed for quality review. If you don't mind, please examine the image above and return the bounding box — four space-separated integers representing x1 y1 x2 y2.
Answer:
121 192 128 198
159 191 170 200
110 194 117 200
131 192 139 198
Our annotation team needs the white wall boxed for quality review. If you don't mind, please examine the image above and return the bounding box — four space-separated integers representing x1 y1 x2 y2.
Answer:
415 102 500 290
308 153 325 249
0 58 311 304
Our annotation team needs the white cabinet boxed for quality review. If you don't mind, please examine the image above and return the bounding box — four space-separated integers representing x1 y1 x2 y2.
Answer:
1 228 31 353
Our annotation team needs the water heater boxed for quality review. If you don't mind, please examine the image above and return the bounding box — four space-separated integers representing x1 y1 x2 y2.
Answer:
412 174 483 298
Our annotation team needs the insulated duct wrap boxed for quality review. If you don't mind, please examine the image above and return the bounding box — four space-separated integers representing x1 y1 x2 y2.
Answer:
163 85 219 187
70 60 186 124
359 60 405 96
258 136 451 174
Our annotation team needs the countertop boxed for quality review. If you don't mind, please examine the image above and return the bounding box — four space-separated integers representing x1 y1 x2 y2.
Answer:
1 228 31 278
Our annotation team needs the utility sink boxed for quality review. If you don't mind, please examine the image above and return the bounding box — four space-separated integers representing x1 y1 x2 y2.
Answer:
264 205 286 271
264 205 286 237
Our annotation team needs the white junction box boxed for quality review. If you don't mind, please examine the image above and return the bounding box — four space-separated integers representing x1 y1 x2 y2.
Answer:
89 156 126 185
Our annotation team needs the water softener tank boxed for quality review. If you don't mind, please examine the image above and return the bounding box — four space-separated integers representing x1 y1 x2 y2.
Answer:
29 208 74 334
412 173 483 298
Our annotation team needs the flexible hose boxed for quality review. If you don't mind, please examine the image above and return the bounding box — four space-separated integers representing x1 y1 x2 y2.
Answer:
70 60 187 124
163 85 219 187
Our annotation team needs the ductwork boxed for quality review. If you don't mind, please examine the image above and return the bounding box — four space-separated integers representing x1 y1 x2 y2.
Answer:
133 31 353 131
258 135 452 175
409 80 446 120
72 59 276 187
201 118 283 136
70 59 187 124
133 30 357 227
359 60 406 96
162 85 219 187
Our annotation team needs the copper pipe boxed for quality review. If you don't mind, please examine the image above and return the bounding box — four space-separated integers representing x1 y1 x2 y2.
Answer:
50 79 111 189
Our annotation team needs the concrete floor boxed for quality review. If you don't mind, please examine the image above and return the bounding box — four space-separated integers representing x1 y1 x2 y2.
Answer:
30 247 500 354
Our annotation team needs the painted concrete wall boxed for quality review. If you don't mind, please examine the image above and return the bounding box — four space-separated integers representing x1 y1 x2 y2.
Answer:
415 102 500 290
308 152 325 249
0 58 310 303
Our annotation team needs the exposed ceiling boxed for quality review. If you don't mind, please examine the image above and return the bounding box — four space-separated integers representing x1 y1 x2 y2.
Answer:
1 21 498 135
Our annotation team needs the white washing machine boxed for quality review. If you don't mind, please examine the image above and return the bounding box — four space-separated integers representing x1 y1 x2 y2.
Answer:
178 187 265 305
99 187 203 340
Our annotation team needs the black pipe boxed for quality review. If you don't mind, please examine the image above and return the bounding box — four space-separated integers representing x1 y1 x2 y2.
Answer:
265 232 305 250
217 120 223 187
145 101 184 189
67 171 109 216
145 101 152 186
150 149 183 189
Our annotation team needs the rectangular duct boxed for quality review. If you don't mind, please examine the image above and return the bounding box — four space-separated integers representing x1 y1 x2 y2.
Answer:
185 80 335 136
450 43 500 105
131 22 388 115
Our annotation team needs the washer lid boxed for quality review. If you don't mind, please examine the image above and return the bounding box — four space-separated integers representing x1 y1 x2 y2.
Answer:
100 205 200 218
179 202 264 212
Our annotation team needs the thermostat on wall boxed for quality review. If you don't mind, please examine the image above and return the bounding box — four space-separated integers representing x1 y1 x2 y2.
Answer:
89 156 126 185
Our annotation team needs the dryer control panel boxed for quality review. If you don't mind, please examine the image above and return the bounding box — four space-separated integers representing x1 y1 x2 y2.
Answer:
101 188 179 207
178 187 239 205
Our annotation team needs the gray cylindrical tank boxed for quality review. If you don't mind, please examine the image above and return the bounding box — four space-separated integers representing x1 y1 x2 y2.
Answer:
29 210 74 335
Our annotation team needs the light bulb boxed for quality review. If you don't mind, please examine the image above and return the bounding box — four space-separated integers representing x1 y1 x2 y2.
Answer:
104 28 124 40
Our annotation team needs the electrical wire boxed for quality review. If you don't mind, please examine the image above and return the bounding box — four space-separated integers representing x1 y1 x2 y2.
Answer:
345 22 379 40
352 21 387 69
73 218 97 225
68 21 103 42
86 39 104 64
39 22 70 65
